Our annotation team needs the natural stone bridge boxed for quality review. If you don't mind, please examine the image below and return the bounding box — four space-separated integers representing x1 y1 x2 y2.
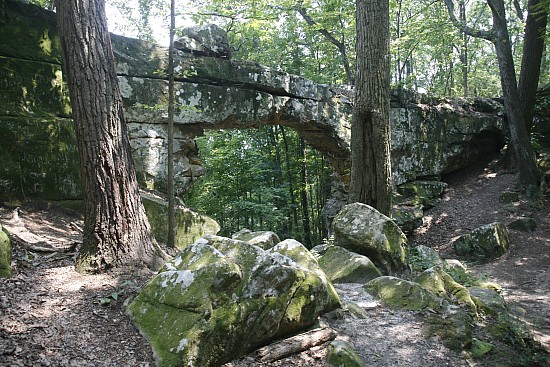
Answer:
1 0 507 201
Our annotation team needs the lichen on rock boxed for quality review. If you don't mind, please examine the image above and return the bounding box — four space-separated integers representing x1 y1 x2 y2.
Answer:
453 222 510 261
318 246 382 284
127 235 340 367
333 203 409 274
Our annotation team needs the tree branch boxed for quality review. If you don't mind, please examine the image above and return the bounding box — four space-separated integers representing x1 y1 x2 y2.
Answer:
443 0 495 41
293 5 354 84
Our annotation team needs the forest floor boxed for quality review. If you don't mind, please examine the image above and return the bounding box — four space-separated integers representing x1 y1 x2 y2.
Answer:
0 155 549 367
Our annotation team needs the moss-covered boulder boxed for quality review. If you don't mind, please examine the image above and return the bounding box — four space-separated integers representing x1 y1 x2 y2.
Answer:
508 217 537 232
326 340 366 367
364 276 442 311
396 180 448 208
231 228 280 250
333 203 409 274
0 225 12 278
425 306 473 351
392 204 424 234
318 246 382 284
127 235 340 367
453 222 510 261
468 287 507 315
141 191 219 248
415 266 477 315
409 245 444 272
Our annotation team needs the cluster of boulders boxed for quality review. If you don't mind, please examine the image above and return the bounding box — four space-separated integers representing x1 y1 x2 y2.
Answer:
126 189 543 367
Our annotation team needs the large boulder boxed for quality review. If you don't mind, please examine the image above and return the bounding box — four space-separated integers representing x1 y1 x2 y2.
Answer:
318 246 382 284
453 222 510 261
231 228 280 250
364 276 442 311
333 203 409 274
141 191 220 248
0 224 11 278
127 235 340 367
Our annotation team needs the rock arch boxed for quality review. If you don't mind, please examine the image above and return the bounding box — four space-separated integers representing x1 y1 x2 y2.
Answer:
0 0 507 201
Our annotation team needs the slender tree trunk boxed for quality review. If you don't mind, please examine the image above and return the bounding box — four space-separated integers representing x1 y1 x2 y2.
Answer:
518 0 548 131
299 138 312 248
459 0 469 97
280 126 298 230
56 0 166 272
167 0 176 248
349 0 392 216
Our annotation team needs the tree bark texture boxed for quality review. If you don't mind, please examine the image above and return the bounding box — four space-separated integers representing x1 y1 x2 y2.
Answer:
349 0 392 216
487 0 541 188
518 0 548 131
56 0 165 272
444 0 542 189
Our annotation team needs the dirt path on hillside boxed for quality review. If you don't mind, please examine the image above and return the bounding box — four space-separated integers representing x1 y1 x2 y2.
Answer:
0 157 548 367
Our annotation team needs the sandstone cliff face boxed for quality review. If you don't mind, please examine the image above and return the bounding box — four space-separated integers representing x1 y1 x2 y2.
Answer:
1 0 509 202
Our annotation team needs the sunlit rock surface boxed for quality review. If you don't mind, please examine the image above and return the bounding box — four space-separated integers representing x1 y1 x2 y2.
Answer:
127 235 340 367
0 0 515 201
332 203 409 274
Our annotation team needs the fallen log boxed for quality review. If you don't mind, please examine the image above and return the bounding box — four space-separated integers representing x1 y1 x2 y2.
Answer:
255 327 338 363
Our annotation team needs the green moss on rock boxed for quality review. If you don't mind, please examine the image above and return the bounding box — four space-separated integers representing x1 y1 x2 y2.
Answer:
396 180 448 208
424 306 473 351
333 203 409 274
0 225 12 278
127 235 340 367
318 246 382 284
326 340 366 367
141 191 220 248
365 276 442 311
453 222 510 261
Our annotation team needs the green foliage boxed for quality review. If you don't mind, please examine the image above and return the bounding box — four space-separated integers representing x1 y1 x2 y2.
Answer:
99 0 539 97
183 126 332 245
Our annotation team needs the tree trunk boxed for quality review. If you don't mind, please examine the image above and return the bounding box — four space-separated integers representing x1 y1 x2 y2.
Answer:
167 0 176 248
349 0 392 216
487 0 541 188
444 0 542 189
459 0 469 97
299 138 312 248
280 126 298 231
56 0 166 272
518 0 548 131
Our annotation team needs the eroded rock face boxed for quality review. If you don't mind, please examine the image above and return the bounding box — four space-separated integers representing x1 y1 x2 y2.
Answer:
333 203 408 274
127 235 340 367
0 0 511 202
453 222 510 261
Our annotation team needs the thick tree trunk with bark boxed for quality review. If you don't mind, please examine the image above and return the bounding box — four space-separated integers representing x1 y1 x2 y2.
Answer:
518 0 548 131
487 0 541 188
56 0 166 272
348 0 392 216
444 0 542 190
